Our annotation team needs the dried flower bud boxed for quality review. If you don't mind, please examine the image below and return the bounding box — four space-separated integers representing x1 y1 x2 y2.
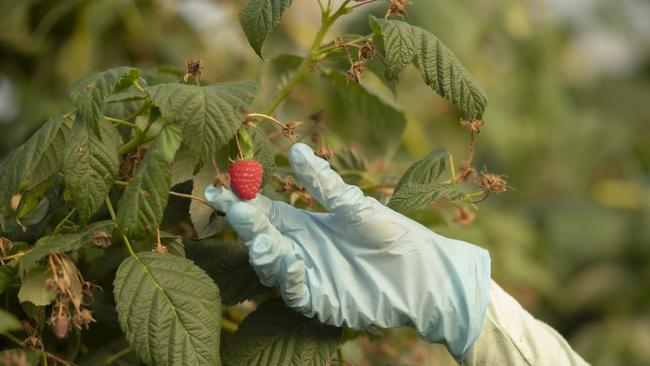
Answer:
0 237 12 255
316 146 335 161
359 43 377 61
478 168 509 193
280 176 296 192
309 110 324 124
461 119 484 133
183 58 205 82
346 62 365 84
454 206 476 227
213 172 231 187
386 0 411 18
154 243 169 254
0 350 28 366
282 121 303 141
48 303 71 339
73 308 96 330
82 281 101 303
91 231 112 248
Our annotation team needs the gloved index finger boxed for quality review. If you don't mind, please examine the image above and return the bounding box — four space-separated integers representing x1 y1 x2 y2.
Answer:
204 185 273 218
288 143 368 218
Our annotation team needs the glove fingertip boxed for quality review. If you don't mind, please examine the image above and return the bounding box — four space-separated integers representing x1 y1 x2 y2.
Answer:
226 202 263 240
204 185 239 212
288 143 317 168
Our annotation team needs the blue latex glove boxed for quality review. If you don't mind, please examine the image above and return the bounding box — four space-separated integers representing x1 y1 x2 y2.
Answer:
205 143 491 362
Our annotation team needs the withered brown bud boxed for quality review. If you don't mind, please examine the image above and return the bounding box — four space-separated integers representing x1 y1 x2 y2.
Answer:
282 121 303 141
346 62 365 84
183 58 205 82
91 231 112 248
477 168 509 193
49 303 71 339
358 43 377 61
280 176 296 193
213 172 231 188
461 119 484 133
386 0 411 18
316 147 335 161
454 206 476 227
309 110 324 124
73 308 96 330
0 350 29 366
0 237 12 255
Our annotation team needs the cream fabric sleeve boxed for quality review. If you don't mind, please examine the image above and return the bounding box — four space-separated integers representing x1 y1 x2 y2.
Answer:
464 280 590 366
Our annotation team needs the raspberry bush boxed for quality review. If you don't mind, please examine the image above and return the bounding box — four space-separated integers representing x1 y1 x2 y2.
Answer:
0 1 505 364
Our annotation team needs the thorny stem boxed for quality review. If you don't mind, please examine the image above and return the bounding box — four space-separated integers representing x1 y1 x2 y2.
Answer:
263 1 353 115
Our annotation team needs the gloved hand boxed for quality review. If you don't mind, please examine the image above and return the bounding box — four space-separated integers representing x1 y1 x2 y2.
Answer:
205 143 491 363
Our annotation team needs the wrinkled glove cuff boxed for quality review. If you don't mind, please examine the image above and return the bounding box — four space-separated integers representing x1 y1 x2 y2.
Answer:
419 242 492 364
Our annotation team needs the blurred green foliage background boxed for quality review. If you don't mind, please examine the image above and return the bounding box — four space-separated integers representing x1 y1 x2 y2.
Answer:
1 0 649 364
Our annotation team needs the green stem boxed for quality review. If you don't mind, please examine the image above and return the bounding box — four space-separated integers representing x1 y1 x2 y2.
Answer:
337 346 345 365
122 103 150 122
104 116 141 131
52 208 76 235
263 1 352 115
2 332 23 346
221 319 238 333
104 197 137 258
102 347 131 366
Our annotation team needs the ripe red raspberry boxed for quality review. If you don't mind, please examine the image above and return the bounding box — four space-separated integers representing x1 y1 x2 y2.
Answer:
228 160 264 200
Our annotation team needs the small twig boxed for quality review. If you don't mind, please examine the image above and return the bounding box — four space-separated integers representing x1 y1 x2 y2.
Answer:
246 113 285 129
169 191 214 209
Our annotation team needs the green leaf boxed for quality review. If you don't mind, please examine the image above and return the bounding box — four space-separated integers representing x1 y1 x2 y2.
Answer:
0 308 20 333
389 149 465 213
113 252 221 366
369 17 415 81
239 0 293 58
184 239 269 306
63 119 121 222
388 182 465 213
0 116 67 213
117 123 183 238
18 266 56 306
394 148 449 191
237 128 255 160
148 81 257 169
0 266 16 295
15 175 57 227
223 300 341 366
19 220 115 271
189 166 226 239
324 70 406 144
70 66 140 135
370 16 487 119
249 127 275 187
